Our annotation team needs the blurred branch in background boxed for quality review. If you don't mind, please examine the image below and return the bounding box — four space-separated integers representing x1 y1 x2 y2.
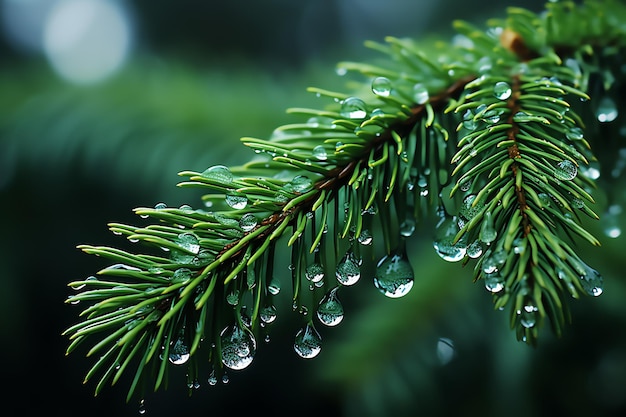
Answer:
0 1 624 416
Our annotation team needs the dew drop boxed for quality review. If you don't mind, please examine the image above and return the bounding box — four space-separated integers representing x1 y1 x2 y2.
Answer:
357 229 373 246
371 76 392 97
287 175 314 193
226 194 248 210
554 160 577 181
494 81 512 100
413 83 429 104
201 165 233 183
518 303 538 328
305 263 325 283
579 263 603 296
566 127 584 141
484 272 504 293
294 322 322 359
260 305 277 324
268 277 281 295
312 145 328 161
373 245 414 298
239 213 258 232
340 97 367 119
335 251 361 286
479 211 497 244
220 325 256 370
436 337 455 365
316 287 344 326
154 202 167 210
466 240 483 258
168 338 190 365
433 215 467 262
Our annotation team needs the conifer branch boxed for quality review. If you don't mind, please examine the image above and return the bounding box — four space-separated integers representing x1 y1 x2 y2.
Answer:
64 0 626 401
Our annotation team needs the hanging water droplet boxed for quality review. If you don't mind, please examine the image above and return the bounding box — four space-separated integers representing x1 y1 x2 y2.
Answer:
484 272 504 293
201 165 234 183
226 290 239 306
436 337 455 365
433 215 467 262
518 303 538 328
239 213 258 232
168 338 190 365
466 240 483 258
268 277 281 295
207 371 218 386
462 109 478 131
305 263 325 283
579 263 603 296
373 246 415 298
294 322 322 358
371 76 392 97
357 229 373 246
596 96 618 123
260 305 277 324
335 251 361 286
602 204 622 238
138 399 146 415
479 211 497 244
554 160 577 181
413 83 429 104
459 193 484 221
494 81 512 100
400 217 416 237
312 145 328 161
316 287 344 326
226 194 247 210
512 237 526 254
340 97 367 119
220 325 257 370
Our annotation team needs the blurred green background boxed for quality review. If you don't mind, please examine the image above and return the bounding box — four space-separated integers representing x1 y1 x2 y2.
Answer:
1 0 625 416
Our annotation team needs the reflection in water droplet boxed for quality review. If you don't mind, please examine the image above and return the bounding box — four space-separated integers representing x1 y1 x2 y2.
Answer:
436 337 455 365
554 160 577 181
413 83 429 104
239 213 258 232
220 325 256 370
287 175 314 193
372 76 392 97
336 251 361 286
312 145 328 161
317 287 344 326
260 305 277 324
479 211 497 244
168 338 190 365
373 246 414 298
518 303 538 328
484 272 504 293
268 277 281 295
294 322 322 358
579 262 604 296
201 165 233 183
433 215 467 262
226 194 247 210
494 81 512 100
340 97 367 119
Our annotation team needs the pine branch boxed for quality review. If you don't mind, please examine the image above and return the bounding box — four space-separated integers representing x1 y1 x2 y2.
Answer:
64 0 626 402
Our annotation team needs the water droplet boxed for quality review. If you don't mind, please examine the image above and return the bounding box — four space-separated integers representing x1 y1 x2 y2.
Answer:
312 145 328 161
154 202 167 210
479 211 498 244
260 305 277 324
462 109 478 131
168 338 190 365
357 229 373 246
466 240 483 258
293 322 322 359
513 237 526 254
413 83 429 104
566 127 584 141
171 268 192 284
484 272 504 293
554 160 577 181
400 217 416 237
372 76 392 97
226 194 247 210
373 246 415 298
494 81 512 100
317 287 344 326
138 399 146 415
220 325 256 370
268 277 281 295
340 97 367 119
602 205 622 238
287 175 314 193
335 251 361 286
596 96 618 123
201 165 233 183
433 215 467 262
436 337 455 365
208 371 218 386
305 263 325 283
226 290 239 306
518 303 538 328
579 263 603 296
239 213 258 232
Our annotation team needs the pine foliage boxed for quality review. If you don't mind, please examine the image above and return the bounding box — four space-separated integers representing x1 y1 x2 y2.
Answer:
64 0 626 401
